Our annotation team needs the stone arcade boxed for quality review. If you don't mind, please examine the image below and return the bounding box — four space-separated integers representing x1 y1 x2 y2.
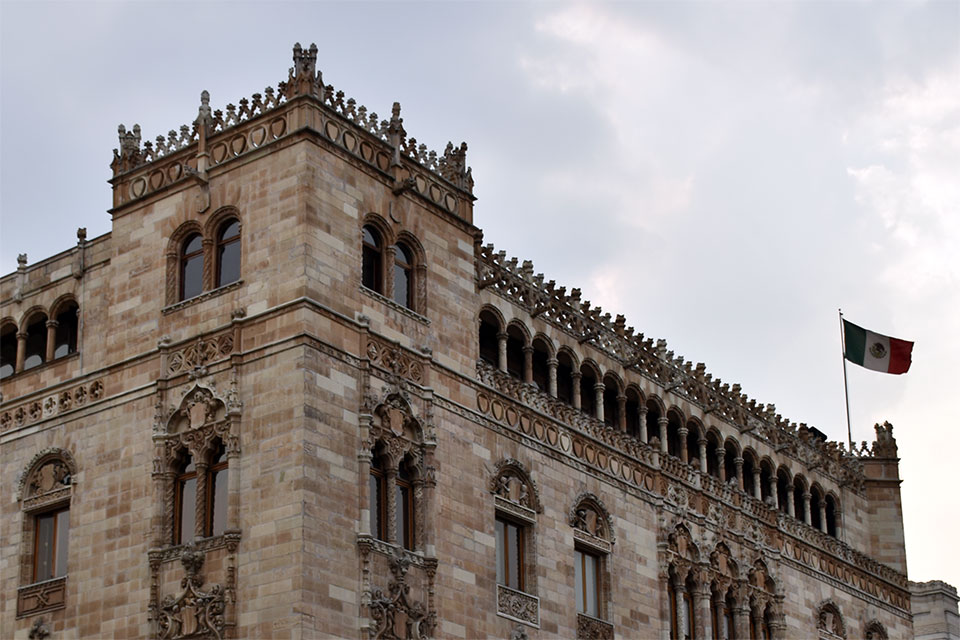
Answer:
3 43 958 639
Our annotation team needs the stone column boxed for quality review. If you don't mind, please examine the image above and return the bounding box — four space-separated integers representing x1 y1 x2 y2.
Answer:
752 469 762 500
571 372 582 410
678 424 689 463
386 466 398 544
497 332 508 373
802 491 812 525
658 416 668 454
45 320 58 361
717 449 726 482
523 346 533 384
819 502 828 534
694 577 712 640
733 595 750 640
698 438 707 473
639 406 648 442
547 357 558 397
750 605 763 640
713 592 728 640
768 477 778 508
674 577 690 640
15 331 27 372
786 487 795 517
594 382 605 422
659 570 672 640
202 237 216 291
422 455 437 557
384 245 397 301
194 461 209 538
735 457 744 491
358 446 372 536
618 394 627 432
226 433 241 532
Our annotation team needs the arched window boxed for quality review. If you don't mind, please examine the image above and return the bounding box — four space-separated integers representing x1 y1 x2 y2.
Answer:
208 441 229 537
602 375 620 429
173 452 198 545
23 313 48 371
580 364 598 418
777 469 792 515
646 400 662 446
810 487 823 531
0 322 16 378
396 457 415 551
742 453 757 497
705 432 721 479
362 225 383 293
18 449 76 617
531 338 551 393
825 494 839 537
667 411 684 459
369 452 387 541
760 461 775 506
54 301 79 359
557 352 575 404
505 325 526 379
724 441 739 487
216 219 241 288
794 476 807 522
686 421 701 468
491 458 541 626
570 493 614 629
180 233 204 301
625 389 642 439
478 310 501 368
392 243 414 309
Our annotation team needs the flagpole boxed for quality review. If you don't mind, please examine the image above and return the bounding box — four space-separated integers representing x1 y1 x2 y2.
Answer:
839 309 853 451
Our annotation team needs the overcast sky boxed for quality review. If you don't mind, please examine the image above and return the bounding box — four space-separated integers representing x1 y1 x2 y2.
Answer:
2 1 958 592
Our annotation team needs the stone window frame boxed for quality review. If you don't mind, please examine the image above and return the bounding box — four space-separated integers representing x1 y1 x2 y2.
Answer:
816 598 847 639
569 492 616 640
359 390 434 555
490 458 542 629
16 448 78 619
360 216 428 316
165 207 243 307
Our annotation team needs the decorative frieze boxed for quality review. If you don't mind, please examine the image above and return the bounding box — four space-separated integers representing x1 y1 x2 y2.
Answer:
17 577 66 618
576 612 614 640
1 379 104 433
496 584 540 628
164 331 235 377
366 337 425 385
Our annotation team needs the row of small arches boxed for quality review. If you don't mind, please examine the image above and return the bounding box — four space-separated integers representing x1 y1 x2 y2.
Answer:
361 217 426 313
1 297 80 379
478 308 841 537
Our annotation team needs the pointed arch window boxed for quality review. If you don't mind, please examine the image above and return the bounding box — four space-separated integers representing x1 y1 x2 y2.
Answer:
180 233 204 301
216 219 241 288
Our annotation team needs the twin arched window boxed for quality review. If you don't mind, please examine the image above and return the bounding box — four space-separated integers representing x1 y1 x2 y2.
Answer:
361 223 422 313
174 216 242 304
1 300 80 379
173 442 229 544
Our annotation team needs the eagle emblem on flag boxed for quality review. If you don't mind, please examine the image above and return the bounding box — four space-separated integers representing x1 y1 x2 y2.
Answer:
869 342 887 359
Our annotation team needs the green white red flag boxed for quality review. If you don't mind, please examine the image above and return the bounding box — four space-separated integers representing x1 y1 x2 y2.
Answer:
842 319 913 374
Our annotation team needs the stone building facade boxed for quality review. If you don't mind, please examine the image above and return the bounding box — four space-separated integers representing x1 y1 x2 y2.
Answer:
1 43 953 639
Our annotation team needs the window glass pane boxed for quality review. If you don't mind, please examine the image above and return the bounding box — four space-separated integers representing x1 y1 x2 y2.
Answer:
55 510 70 577
24 317 47 370
54 305 79 358
35 513 55 581
585 552 598 616
220 221 240 241
495 519 505 585
393 262 410 308
184 235 203 254
395 484 406 549
180 476 196 543
575 550 584 612
0 325 16 378
182 254 204 300
211 467 228 536
363 244 381 291
370 473 382 540
507 521 521 590
218 240 240 287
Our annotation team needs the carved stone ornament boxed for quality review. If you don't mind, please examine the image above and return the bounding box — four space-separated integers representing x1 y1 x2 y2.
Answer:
510 625 529 640
864 619 888 640
488 458 542 513
568 492 615 544
576 612 614 640
816 598 847 638
28 617 50 640
369 551 434 640
18 447 77 504
158 544 226 640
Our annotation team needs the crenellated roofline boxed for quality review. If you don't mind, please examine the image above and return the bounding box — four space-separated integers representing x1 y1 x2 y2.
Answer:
108 43 474 218
476 242 898 487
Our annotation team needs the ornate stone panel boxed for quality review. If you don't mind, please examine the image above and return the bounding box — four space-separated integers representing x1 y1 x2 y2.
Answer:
496 584 540 628
576 612 614 640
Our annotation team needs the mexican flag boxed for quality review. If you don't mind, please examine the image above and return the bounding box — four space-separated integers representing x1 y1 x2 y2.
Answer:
842 319 913 374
